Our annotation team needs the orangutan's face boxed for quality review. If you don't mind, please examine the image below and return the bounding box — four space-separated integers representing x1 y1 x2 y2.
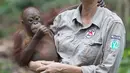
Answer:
22 7 42 34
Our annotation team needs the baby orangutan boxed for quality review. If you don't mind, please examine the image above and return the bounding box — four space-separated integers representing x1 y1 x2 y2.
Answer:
13 7 59 66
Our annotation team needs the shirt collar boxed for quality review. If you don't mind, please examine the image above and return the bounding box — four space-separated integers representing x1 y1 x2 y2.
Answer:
72 4 82 24
72 4 104 28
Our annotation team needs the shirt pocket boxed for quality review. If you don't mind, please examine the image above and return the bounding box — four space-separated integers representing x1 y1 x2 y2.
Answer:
55 31 77 57
78 39 102 65
56 31 73 44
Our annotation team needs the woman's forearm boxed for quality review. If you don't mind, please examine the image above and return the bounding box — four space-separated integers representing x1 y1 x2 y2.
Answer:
34 61 82 73
60 64 82 73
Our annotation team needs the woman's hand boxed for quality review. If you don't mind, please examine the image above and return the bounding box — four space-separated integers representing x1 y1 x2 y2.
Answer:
29 61 61 73
29 60 82 73
37 61 66 73
29 61 44 71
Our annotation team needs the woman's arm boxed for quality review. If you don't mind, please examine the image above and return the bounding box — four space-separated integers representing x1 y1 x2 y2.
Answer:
29 61 82 73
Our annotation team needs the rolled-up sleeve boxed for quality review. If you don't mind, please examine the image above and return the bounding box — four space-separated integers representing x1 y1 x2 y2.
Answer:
81 21 126 73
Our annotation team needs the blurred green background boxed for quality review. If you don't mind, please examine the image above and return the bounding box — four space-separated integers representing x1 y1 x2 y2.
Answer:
0 0 130 73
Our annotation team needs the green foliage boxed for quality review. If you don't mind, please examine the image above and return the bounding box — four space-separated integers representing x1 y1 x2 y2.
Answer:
105 0 117 10
40 0 79 11
0 29 5 38
6 0 34 10
0 4 9 15
118 57 130 73
118 48 130 73
123 49 129 58
0 0 80 24
0 27 16 38
0 59 13 73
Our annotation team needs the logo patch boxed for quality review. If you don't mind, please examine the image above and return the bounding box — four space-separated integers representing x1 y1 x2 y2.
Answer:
110 35 120 50
86 29 95 38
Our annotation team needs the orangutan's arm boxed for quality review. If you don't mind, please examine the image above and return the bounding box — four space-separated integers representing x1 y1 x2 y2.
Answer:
19 30 43 66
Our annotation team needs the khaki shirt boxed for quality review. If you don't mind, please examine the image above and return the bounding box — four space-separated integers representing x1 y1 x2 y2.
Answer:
50 5 126 73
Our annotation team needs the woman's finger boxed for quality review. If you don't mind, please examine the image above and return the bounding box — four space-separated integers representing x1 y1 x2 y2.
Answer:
33 60 51 65
97 0 105 7
36 66 48 72
41 61 54 65
40 70 49 73
29 61 43 71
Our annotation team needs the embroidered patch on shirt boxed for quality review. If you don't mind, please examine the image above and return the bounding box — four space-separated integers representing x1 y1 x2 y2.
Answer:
110 35 121 50
111 35 121 40
86 29 95 38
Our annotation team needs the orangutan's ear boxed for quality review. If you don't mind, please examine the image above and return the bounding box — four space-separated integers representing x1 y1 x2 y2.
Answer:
21 20 24 24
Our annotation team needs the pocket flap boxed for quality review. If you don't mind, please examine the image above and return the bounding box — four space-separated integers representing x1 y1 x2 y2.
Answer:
88 40 102 46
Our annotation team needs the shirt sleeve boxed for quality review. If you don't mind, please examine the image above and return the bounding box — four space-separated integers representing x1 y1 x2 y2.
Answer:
81 21 126 73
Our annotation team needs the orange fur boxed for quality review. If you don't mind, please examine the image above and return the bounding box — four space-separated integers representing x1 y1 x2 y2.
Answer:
23 34 32 48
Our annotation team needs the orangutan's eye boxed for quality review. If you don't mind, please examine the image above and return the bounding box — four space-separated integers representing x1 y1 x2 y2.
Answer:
28 19 33 23
35 16 40 21
36 17 39 20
